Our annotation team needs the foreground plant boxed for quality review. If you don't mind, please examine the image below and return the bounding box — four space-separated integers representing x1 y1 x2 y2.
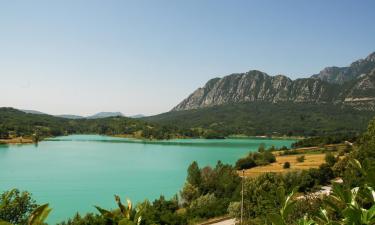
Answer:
0 189 51 225
269 159 375 225
95 195 142 225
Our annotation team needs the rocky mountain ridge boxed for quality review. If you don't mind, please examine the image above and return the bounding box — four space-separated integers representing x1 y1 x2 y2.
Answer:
173 52 375 111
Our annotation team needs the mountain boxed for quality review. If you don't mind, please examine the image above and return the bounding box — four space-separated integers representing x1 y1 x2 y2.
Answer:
56 114 84 119
144 52 375 136
21 109 46 115
311 52 375 84
173 52 375 111
129 114 146 118
86 112 124 119
19 109 124 119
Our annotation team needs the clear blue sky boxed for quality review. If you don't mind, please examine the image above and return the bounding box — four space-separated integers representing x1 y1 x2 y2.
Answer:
1 0 375 116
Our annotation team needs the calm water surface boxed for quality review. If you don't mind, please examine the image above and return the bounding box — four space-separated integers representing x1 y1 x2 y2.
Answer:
0 135 295 224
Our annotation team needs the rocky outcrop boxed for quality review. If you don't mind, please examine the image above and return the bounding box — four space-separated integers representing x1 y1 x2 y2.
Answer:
173 52 375 111
311 52 375 84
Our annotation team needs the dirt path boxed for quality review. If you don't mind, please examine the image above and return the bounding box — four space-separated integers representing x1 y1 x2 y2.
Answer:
210 219 236 225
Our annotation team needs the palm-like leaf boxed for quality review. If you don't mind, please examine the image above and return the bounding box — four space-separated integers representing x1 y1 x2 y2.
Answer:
27 203 51 225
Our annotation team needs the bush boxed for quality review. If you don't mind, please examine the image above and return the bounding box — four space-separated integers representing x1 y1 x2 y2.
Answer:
325 152 337 167
283 162 291 169
235 157 256 170
296 155 305 163
188 194 221 219
0 189 38 225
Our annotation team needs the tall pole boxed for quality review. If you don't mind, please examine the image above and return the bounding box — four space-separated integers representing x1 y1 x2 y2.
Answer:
241 169 244 224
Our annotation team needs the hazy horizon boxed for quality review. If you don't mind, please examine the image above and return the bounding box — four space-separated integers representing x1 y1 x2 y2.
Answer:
1 0 375 115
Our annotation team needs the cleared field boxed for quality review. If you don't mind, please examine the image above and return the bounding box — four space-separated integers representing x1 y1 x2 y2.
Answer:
243 153 326 177
0 137 33 144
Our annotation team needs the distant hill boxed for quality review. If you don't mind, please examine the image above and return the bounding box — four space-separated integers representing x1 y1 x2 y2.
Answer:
56 114 84 119
19 109 125 119
129 114 146 118
21 109 46 115
172 52 375 111
0 108 194 140
87 112 124 119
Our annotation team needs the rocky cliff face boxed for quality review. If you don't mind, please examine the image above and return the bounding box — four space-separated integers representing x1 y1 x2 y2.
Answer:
173 52 375 111
311 52 375 84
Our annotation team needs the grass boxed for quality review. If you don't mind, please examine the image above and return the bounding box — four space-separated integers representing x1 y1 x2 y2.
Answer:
243 153 326 177
0 137 33 144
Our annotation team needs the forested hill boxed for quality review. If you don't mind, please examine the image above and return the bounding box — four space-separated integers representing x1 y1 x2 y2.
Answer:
0 107 198 140
144 102 375 137
173 52 375 111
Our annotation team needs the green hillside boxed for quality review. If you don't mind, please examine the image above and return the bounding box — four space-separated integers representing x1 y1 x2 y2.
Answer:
0 107 198 140
145 102 375 136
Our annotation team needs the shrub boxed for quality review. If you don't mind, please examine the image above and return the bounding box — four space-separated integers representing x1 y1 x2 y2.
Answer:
296 155 305 163
0 189 38 224
283 162 291 169
235 157 256 170
189 193 221 219
325 152 337 166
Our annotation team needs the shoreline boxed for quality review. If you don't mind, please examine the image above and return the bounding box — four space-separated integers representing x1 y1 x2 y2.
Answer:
0 133 302 145
0 137 34 144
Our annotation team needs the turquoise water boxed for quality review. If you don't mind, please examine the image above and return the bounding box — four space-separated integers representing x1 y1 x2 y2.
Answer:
0 135 295 224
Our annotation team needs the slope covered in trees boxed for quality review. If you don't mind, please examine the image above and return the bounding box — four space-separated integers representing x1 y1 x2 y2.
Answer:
0 107 200 140
145 102 375 136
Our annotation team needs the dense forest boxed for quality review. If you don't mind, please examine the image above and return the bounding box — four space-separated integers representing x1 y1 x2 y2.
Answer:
2 102 375 141
1 115 375 224
144 102 375 136
0 107 202 140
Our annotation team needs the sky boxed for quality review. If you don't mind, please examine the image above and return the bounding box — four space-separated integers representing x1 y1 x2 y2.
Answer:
1 0 375 116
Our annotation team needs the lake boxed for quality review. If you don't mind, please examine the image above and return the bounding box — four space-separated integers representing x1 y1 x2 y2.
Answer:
0 135 295 224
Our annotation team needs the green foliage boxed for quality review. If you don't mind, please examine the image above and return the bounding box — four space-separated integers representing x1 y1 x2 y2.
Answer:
188 193 221 219
94 195 142 225
0 108 200 140
180 182 199 206
0 126 8 139
0 189 38 224
268 160 375 225
243 173 283 220
235 157 256 170
139 196 186 225
292 133 358 148
283 162 291 169
235 149 276 170
187 161 201 187
325 153 337 167
296 155 305 163
268 187 297 225
145 102 375 137
56 213 105 225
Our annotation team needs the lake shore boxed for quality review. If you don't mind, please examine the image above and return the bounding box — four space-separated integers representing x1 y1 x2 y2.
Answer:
0 137 34 144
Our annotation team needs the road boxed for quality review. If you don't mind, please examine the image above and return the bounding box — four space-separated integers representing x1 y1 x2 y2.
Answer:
210 219 236 225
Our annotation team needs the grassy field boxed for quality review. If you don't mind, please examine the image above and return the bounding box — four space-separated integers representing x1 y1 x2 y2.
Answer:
241 143 348 177
243 153 326 177
0 137 33 144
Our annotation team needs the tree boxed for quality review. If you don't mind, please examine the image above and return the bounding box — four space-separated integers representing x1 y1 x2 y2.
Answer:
180 182 199 206
235 157 256 170
187 161 201 188
296 155 305 163
0 126 8 139
283 162 291 169
188 193 220 219
325 152 337 167
0 189 38 224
